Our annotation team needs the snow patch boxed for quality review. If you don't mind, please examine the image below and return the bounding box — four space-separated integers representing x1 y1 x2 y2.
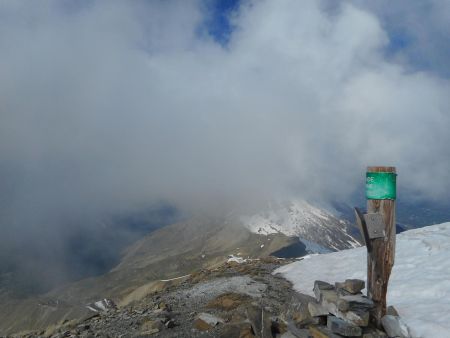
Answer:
227 255 247 264
275 222 450 338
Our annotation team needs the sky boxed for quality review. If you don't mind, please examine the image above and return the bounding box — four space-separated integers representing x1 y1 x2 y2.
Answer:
0 0 449 292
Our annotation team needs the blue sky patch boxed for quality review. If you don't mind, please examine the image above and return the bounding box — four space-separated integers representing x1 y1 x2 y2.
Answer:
203 0 241 45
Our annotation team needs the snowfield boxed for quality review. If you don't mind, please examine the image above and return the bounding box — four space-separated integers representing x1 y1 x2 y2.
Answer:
275 222 450 338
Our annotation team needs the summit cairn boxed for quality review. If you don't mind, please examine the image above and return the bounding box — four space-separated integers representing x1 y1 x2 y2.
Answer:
301 278 410 338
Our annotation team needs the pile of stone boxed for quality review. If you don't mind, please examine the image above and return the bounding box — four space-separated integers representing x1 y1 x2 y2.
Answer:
288 279 411 338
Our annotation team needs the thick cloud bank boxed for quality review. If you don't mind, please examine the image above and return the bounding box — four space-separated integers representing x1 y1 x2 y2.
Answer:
0 0 449 291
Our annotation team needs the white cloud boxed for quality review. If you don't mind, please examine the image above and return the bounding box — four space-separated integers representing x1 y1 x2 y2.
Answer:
0 0 449 227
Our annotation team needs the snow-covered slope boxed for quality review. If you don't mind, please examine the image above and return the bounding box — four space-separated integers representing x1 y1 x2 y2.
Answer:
241 200 360 251
275 222 450 338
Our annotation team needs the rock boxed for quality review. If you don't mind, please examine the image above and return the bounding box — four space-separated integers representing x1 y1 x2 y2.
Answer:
193 318 213 331
327 316 362 336
318 289 370 327
194 312 224 330
219 323 253 338
381 315 410 338
318 290 339 306
86 299 117 313
292 306 313 325
164 319 176 328
156 301 171 311
245 305 272 338
308 302 329 317
135 328 159 336
336 295 374 312
338 309 369 327
207 292 251 311
279 332 299 338
281 330 312 338
335 279 365 294
140 319 163 333
362 328 388 338
308 325 343 338
271 317 288 335
386 306 399 317
239 324 256 338
313 281 335 301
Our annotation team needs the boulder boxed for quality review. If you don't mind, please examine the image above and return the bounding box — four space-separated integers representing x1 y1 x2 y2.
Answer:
313 281 335 302
335 280 365 294
245 305 272 338
219 323 254 338
197 312 224 326
271 317 288 335
337 309 369 327
381 315 410 338
308 302 329 317
308 325 343 338
386 306 399 317
239 324 256 338
337 295 374 312
164 319 176 328
327 316 362 337
362 328 388 338
139 319 163 335
194 318 213 331
316 287 370 327
281 329 312 338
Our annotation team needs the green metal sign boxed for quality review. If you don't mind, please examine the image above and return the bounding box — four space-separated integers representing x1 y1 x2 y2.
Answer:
366 172 397 200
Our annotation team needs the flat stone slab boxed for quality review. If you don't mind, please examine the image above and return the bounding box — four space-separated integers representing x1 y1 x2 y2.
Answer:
327 316 362 337
314 281 335 301
335 279 365 294
362 328 388 338
308 301 329 317
309 325 343 338
337 295 374 312
197 312 224 326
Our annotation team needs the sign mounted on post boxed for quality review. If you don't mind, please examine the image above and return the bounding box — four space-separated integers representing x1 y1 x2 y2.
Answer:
366 172 397 200
364 213 386 239
364 166 397 328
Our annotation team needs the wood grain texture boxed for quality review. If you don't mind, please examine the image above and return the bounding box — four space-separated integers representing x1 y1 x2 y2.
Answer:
366 166 396 328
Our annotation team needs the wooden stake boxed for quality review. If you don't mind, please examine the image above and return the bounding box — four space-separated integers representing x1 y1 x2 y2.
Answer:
366 166 396 327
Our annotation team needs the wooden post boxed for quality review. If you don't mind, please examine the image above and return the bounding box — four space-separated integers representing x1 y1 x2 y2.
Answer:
366 166 396 328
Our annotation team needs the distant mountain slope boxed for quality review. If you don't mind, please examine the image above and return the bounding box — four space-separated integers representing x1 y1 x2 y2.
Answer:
241 200 361 251
0 202 363 335
0 216 295 335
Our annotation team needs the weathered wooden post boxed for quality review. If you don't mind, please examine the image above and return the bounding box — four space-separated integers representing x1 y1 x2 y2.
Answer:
355 166 397 328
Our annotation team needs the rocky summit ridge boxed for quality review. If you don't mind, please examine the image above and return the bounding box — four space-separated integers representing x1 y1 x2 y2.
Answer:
6 257 406 338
